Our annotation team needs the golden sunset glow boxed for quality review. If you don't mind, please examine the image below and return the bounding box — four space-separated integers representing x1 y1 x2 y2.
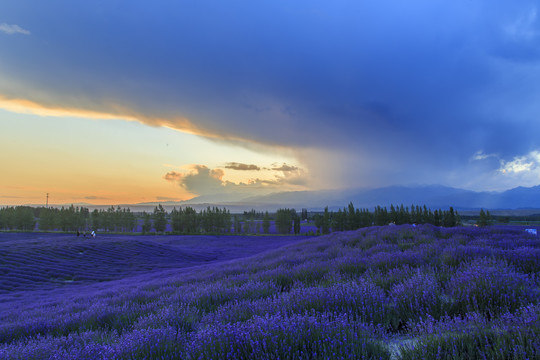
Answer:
0 103 304 206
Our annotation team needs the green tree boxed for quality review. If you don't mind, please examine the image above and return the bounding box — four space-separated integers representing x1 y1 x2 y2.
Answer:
234 215 242 233
485 209 491 225
91 209 101 230
477 208 491 227
275 208 293 234
433 210 442 226
301 208 308 221
78 207 90 231
358 208 373 227
373 206 388 226
346 202 357 230
153 204 167 233
332 209 346 232
262 211 270 234
389 204 398 224
293 212 301 234
322 206 331 234
171 207 182 233
14 206 35 230
423 205 433 224
183 207 199 233
38 207 58 231
313 214 323 234
443 207 458 227
397 204 409 225
142 212 152 234
123 208 136 232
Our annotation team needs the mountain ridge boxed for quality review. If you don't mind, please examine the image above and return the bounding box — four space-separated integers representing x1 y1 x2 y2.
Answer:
25 185 540 213
134 184 540 212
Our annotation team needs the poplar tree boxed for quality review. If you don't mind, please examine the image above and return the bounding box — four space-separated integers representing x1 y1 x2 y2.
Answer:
153 204 167 233
142 212 152 234
275 209 293 234
322 206 331 234
293 212 301 234
477 208 491 227
262 211 270 234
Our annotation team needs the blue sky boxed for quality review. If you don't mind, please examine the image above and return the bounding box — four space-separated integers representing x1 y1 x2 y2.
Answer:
1 1 540 204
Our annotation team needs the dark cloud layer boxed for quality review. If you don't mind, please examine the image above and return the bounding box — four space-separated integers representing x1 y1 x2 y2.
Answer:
2 1 540 190
225 163 261 171
272 164 299 172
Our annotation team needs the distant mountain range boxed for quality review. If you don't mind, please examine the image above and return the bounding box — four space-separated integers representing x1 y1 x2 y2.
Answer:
126 184 540 213
37 185 540 213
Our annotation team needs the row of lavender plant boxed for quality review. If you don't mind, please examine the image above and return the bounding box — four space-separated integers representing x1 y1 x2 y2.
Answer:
0 224 538 359
0 234 306 294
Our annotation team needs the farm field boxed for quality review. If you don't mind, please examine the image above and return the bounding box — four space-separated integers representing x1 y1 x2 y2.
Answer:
0 233 308 296
1 225 539 359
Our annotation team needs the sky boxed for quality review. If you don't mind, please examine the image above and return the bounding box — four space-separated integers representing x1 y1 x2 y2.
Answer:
1 1 540 206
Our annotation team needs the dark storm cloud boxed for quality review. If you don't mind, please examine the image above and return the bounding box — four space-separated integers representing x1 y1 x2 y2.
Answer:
272 164 299 172
225 163 261 171
2 1 540 190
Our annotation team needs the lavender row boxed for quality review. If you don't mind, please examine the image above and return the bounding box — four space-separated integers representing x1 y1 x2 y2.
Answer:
0 224 539 359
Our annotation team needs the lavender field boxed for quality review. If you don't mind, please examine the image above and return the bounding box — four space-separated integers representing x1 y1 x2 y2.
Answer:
1 225 539 359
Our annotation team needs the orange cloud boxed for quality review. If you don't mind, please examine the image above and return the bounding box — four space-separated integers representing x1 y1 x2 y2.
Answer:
0 93 302 159
163 164 309 201
0 95 208 138
0 95 136 121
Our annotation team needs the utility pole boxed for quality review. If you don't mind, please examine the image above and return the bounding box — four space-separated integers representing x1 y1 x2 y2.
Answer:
46 193 49 208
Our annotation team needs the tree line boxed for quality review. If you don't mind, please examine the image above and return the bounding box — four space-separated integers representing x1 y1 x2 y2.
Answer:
167 206 232 234
310 203 461 235
1 202 463 234
0 206 36 231
0 205 136 232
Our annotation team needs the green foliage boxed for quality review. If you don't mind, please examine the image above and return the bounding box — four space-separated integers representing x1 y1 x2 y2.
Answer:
142 212 152 234
374 205 389 226
262 211 270 234
2 201 467 235
275 208 295 234
183 207 200 233
322 206 331 234
243 209 258 234
39 207 58 231
93 206 136 232
171 206 231 234
153 205 167 233
293 212 301 235
332 208 347 231
275 208 301 234
0 206 36 231
34 205 138 233
477 208 493 226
